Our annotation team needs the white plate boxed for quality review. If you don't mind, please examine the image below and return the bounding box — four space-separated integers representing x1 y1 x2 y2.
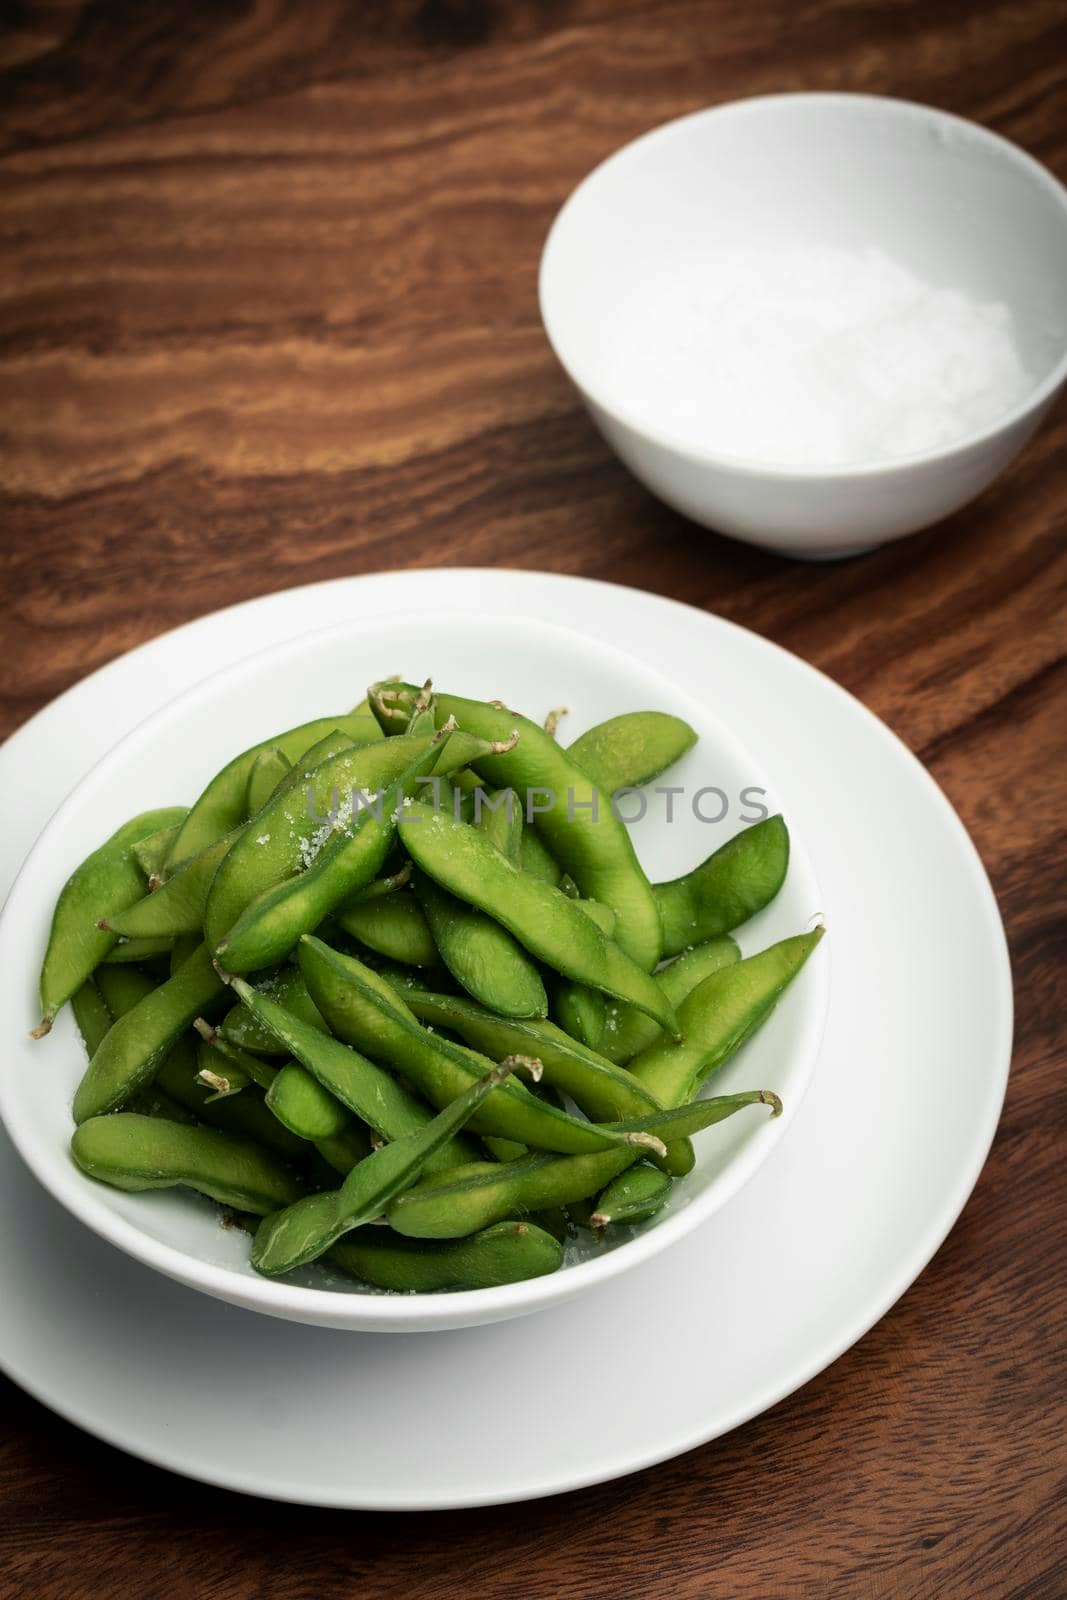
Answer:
0 612 826 1331
0 569 1011 1508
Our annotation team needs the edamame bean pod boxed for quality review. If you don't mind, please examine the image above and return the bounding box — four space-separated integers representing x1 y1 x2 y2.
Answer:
218 967 329 1054
553 982 606 1053
266 1062 352 1141
315 1123 372 1176
101 936 176 964
93 963 157 1016
599 935 741 1065
227 979 479 1171
70 979 113 1058
73 943 228 1123
372 685 662 970
629 929 823 1106
655 814 790 957
590 1164 672 1228
158 1040 305 1157
72 1113 303 1214
299 938 665 1158
520 828 563 887
388 1090 777 1238
215 728 490 973
413 870 548 1019
399 803 678 1034
567 712 697 794
132 818 188 882
166 709 382 868
473 787 523 863
102 830 239 940
329 1219 563 1291
35 805 189 1035
252 1059 522 1275
337 890 438 967
244 746 292 818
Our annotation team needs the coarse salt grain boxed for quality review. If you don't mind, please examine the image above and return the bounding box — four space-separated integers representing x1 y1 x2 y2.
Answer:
607 245 1033 468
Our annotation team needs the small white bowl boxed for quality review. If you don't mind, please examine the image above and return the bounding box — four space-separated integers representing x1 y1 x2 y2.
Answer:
0 613 827 1332
539 93 1067 559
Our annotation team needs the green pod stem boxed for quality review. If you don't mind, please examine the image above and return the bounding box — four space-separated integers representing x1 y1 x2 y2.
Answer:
158 1040 305 1158
590 1164 673 1228
166 709 383 869
567 711 698 794
336 890 439 967
72 1113 304 1214
70 979 114 1058
298 938 665 1159
473 788 523 864
371 684 662 970
244 746 293 819
328 1220 563 1291
35 805 189 1035
265 1062 354 1142
218 967 329 1054
519 829 563 887
103 831 238 940
214 729 489 974
100 935 176 964
388 1090 778 1239
131 819 188 882
399 803 677 1033
341 861 414 903
198 1032 277 1094
655 814 790 957
599 935 741 1066
227 978 480 1172
252 1060 521 1275
413 870 548 1020
629 929 824 1106
72 943 228 1124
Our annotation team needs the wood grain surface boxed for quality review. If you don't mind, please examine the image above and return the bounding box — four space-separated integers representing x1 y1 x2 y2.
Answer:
1 3 1065 1597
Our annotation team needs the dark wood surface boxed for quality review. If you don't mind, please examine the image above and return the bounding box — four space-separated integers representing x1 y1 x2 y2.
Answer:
2 3 1065 1597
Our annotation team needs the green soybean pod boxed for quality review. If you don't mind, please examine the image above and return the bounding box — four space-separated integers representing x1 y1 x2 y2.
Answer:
132 818 188 882
328 1219 563 1291
413 870 548 1019
599 935 741 1065
35 806 189 1036
629 929 824 1107
473 788 523 864
158 1040 306 1158
70 979 113 1058
298 938 665 1158
93 963 157 1017
169 932 202 976
214 729 490 973
388 1090 778 1238
72 943 228 1124
553 982 607 1053
244 746 293 819
336 890 439 967
519 828 563 887
655 814 790 958
590 1164 673 1228
218 967 329 1054
567 712 697 794
399 803 677 1034
72 1113 304 1213
166 708 383 869
102 831 238 940
101 936 176 965
228 977 479 1171
251 1059 522 1275
265 1062 353 1142
371 684 662 970
314 1122 372 1177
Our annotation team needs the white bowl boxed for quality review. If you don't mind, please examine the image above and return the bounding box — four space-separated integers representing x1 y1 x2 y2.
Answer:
540 93 1067 559
0 612 828 1332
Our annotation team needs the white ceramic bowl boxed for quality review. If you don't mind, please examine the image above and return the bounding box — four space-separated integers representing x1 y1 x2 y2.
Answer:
540 93 1067 559
0 612 828 1332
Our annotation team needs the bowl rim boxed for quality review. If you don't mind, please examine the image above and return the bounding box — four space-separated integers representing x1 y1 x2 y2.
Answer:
539 90 1067 482
0 609 828 1330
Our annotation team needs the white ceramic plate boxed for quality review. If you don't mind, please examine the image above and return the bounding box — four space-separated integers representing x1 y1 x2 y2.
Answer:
0 569 1011 1507
0 613 826 1331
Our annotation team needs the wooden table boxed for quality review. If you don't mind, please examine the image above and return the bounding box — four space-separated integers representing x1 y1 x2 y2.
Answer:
2 3 1065 1596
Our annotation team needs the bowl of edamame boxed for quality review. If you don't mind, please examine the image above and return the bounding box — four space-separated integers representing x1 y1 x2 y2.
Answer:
0 614 828 1331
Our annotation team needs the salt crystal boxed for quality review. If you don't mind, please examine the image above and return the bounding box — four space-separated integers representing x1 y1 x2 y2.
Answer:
606 245 1033 468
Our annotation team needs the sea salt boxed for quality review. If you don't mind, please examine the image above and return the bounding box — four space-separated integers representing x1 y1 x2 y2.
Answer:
608 245 1033 467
